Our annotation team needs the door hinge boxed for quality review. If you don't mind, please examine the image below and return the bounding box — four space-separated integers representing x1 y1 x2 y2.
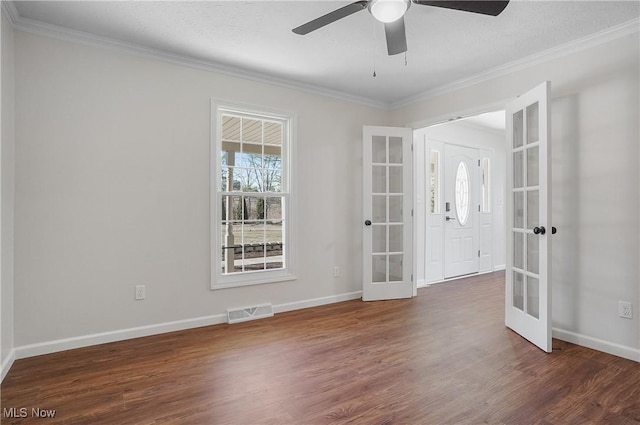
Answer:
411 274 413 282
478 159 481 166
411 143 414 152
478 205 481 212
478 250 481 257
411 209 414 217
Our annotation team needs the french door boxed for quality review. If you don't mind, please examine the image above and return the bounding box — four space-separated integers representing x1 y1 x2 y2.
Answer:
505 82 552 352
362 126 414 301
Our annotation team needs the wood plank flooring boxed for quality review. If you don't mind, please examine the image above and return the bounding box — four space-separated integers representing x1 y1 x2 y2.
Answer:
2 271 639 424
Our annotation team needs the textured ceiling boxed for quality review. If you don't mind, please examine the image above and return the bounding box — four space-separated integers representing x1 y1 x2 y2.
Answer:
11 1 640 106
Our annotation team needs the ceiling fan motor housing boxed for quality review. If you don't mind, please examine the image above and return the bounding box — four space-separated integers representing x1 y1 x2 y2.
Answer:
368 0 411 23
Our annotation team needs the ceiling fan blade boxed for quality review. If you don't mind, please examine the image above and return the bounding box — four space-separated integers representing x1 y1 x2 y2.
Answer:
412 1 509 16
293 1 369 35
385 17 408 55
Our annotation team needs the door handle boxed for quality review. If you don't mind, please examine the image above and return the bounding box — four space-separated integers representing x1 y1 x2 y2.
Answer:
445 216 456 222
533 226 546 235
364 220 372 226
552 226 557 234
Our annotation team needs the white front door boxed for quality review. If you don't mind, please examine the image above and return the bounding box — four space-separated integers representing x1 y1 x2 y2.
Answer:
362 126 414 301
443 144 479 279
505 81 552 353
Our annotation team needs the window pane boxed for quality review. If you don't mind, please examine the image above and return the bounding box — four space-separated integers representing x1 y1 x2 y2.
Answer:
513 271 524 311
527 146 539 187
389 195 402 223
527 233 539 275
513 231 524 270
263 168 282 193
238 150 262 168
527 190 539 229
222 115 241 142
242 217 264 244
513 110 523 148
389 255 402 281
389 225 402 253
389 166 402 193
372 255 386 283
265 197 283 221
389 137 402 163
430 151 440 214
513 151 523 189
526 102 539 144
373 165 386 193
372 195 387 223
242 118 262 144
266 223 283 270
514 191 524 229
527 276 540 319
373 225 386 253
263 121 282 146
372 136 386 163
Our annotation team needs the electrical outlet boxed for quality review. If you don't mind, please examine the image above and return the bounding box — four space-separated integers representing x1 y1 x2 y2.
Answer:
135 285 146 300
333 266 340 278
618 301 632 319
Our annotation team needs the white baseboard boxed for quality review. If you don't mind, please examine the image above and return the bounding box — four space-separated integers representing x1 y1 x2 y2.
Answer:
13 291 363 361
417 279 427 289
15 313 228 360
553 328 640 362
1 349 16 382
273 291 362 314
493 264 506 271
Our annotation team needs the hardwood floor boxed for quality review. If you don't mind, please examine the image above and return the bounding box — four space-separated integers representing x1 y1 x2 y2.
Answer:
2 271 639 424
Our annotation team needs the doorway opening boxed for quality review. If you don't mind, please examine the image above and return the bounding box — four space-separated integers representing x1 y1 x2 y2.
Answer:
414 110 506 287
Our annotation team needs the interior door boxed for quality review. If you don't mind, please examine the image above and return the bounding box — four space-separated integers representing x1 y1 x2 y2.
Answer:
443 144 479 279
362 126 414 301
505 81 552 352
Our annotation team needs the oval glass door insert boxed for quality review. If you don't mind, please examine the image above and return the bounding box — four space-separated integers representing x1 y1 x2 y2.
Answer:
455 162 470 225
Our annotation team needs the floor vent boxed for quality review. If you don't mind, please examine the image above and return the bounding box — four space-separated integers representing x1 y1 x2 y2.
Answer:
227 303 274 324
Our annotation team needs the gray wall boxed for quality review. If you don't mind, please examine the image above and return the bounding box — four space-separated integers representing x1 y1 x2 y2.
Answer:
13 30 388 350
1 11 16 379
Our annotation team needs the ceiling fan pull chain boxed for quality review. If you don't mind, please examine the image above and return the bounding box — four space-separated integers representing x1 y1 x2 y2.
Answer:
372 20 377 78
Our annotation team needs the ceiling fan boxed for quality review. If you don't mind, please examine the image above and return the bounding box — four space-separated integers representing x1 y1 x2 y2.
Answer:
293 0 509 56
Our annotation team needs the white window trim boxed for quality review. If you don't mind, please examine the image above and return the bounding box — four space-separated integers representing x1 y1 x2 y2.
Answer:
210 100 297 290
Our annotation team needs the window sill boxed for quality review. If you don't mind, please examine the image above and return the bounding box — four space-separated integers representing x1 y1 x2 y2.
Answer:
211 270 297 290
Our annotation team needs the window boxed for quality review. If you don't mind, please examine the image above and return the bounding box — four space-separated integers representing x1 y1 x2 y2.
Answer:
212 104 295 289
429 150 440 214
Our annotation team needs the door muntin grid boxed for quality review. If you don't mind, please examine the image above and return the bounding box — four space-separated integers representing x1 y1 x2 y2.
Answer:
371 135 404 284
512 101 541 319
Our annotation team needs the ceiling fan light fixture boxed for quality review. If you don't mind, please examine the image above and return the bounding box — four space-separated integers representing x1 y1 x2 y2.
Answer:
368 0 409 23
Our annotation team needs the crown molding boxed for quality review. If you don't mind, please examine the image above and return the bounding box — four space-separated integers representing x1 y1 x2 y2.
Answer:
1 1 387 110
2 1 638 112
391 18 640 110
1 0 19 26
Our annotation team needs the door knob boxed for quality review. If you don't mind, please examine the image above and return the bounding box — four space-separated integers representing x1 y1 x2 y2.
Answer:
364 220 372 226
533 226 546 235
552 226 557 234
445 216 456 221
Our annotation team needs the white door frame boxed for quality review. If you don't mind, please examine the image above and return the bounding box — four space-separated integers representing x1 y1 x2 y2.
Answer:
417 123 502 285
